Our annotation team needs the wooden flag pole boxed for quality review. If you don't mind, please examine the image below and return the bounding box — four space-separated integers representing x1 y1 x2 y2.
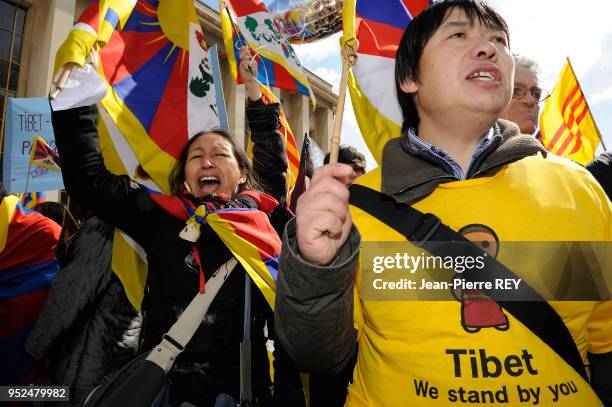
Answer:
329 42 358 164
50 64 74 100
23 159 33 196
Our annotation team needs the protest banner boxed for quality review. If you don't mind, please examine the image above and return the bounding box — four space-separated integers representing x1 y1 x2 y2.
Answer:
2 97 64 193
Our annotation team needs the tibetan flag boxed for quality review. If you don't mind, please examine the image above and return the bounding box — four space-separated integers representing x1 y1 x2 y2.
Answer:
149 191 281 309
206 206 280 309
18 192 48 210
99 0 221 193
54 0 136 72
538 59 601 165
0 195 60 385
220 0 314 103
342 0 431 164
29 136 61 173
246 85 300 202
54 0 222 310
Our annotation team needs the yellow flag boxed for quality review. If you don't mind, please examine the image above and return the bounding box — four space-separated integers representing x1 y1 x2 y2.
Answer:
539 59 601 165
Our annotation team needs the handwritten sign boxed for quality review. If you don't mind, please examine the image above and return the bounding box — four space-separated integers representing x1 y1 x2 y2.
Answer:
2 97 64 192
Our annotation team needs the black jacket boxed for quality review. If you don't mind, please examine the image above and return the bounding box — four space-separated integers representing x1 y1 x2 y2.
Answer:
586 151 612 201
26 217 141 406
51 102 288 406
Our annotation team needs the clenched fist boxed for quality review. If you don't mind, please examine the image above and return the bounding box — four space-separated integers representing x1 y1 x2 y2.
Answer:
238 46 262 102
295 163 354 266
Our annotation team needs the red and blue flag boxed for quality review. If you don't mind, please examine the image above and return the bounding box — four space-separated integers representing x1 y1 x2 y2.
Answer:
0 195 60 385
18 192 48 210
342 0 431 163
29 136 61 173
220 0 313 101
149 190 281 309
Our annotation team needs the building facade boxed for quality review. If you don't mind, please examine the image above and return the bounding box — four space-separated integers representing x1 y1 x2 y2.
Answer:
0 0 338 187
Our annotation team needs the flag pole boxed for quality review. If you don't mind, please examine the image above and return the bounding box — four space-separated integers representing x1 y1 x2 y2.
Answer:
50 64 74 100
329 42 358 164
24 135 37 195
566 57 607 151
23 160 33 196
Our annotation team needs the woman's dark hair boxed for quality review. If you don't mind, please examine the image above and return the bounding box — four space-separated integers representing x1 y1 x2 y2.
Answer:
32 201 65 226
169 129 257 196
395 0 510 132
0 182 7 200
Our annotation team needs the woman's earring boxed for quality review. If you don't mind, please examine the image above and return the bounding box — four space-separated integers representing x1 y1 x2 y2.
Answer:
183 181 192 193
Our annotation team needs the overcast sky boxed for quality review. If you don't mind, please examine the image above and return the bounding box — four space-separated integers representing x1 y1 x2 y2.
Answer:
292 0 612 169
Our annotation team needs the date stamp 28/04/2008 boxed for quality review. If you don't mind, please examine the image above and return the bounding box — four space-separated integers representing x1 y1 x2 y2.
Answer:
0 386 69 401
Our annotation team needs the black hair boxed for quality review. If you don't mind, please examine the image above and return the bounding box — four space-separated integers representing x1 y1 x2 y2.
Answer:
32 201 65 226
169 129 257 196
0 182 7 200
395 0 510 132
324 145 366 170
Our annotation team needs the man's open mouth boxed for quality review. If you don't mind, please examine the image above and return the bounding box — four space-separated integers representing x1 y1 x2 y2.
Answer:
467 67 501 82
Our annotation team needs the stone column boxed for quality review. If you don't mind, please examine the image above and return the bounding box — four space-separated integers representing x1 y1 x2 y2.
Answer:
315 107 333 152
221 59 246 148
287 93 309 149
22 0 76 97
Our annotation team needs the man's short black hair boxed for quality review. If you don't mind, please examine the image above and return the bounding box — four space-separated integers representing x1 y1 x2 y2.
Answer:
395 0 510 132
324 145 366 170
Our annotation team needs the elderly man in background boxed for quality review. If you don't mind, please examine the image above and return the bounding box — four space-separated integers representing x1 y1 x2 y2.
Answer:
500 54 547 135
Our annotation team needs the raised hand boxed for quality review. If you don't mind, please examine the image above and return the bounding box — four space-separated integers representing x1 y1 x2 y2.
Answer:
239 46 262 102
295 163 354 266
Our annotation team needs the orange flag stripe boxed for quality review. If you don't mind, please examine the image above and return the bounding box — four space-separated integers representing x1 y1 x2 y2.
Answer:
567 130 584 155
564 94 585 124
557 128 578 155
549 90 584 150
548 93 584 150
560 84 580 114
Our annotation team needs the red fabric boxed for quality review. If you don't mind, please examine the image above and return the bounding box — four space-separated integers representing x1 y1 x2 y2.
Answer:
225 0 266 18
356 16 407 58
148 190 279 222
0 289 50 342
0 208 61 270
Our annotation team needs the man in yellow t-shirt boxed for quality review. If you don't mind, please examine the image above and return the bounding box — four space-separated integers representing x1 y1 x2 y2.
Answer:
274 1 612 406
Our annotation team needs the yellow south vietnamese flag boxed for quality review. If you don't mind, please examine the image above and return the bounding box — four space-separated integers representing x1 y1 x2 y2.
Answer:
539 58 601 165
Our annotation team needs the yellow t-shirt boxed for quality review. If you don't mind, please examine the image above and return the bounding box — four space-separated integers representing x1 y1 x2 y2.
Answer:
348 154 612 406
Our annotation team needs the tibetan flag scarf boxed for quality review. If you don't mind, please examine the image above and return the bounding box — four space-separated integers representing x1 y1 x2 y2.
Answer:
149 190 281 309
